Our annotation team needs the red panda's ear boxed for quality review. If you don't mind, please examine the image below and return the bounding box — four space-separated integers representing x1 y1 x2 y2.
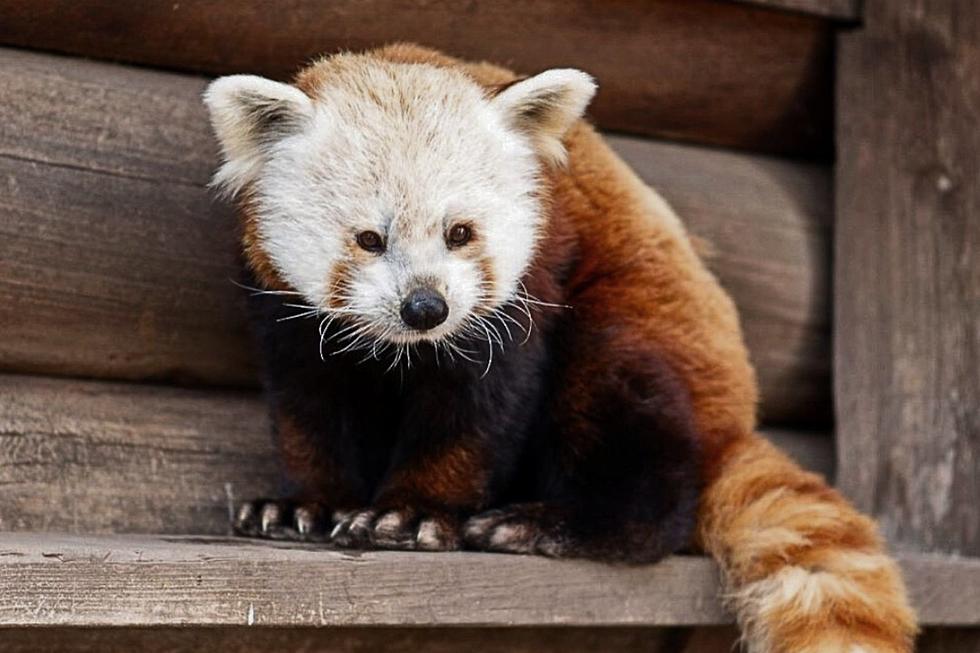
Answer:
203 75 313 197
491 69 596 167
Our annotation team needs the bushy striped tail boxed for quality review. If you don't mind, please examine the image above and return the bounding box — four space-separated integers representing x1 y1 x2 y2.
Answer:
699 435 917 653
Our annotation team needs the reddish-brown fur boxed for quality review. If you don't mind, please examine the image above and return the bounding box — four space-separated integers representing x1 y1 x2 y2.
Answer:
235 44 917 652
377 44 914 653
381 440 490 510
276 410 356 509
238 198 290 291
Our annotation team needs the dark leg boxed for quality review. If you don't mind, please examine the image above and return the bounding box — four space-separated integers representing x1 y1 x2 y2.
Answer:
233 406 368 541
464 340 702 563
233 283 398 542
331 337 548 551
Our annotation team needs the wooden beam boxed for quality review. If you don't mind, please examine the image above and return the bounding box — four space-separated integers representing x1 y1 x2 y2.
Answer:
0 626 739 653
835 0 980 554
0 534 976 627
0 0 833 158
0 48 252 387
0 375 278 535
733 0 860 21
0 374 830 535
0 534 730 627
0 49 832 425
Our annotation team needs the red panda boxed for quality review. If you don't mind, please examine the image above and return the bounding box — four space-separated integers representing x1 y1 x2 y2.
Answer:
204 44 917 653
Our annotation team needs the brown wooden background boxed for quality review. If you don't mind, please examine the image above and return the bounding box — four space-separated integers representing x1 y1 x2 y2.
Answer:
0 0 977 650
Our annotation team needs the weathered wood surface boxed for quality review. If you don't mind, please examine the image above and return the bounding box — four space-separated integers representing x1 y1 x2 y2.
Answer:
0 534 730 627
763 428 835 481
0 534 977 627
835 0 980 555
609 137 832 425
735 0 859 20
0 374 830 535
0 0 833 158
0 626 739 653
918 628 980 653
0 48 832 425
0 375 278 535
0 49 252 387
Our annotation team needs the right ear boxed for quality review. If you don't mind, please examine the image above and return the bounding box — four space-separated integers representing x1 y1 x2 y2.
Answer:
203 75 313 196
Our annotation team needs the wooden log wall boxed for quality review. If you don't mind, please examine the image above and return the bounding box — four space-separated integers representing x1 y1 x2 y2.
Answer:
0 375 278 534
0 47 832 426
835 0 980 556
0 373 831 535
0 0 834 159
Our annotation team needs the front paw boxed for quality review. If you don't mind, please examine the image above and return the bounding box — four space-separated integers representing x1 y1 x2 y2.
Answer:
330 507 461 551
463 503 565 557
234 498 335 542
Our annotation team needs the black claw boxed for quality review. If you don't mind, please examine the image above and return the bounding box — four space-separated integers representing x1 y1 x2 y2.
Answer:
327 508 461 551
233 499 331 542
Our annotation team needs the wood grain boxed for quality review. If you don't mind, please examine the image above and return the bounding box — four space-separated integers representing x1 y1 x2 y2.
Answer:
835 0 980 554
0 49 252 387
735 0 859 20
0 626 739 653
0 534 731 627
0 374 830 535
0 0 833 158
0 375 278 535
0 534 976 627
0 48 833 425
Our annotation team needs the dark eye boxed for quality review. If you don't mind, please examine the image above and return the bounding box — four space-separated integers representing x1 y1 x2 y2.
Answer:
447 224 472 248
356 230 385 253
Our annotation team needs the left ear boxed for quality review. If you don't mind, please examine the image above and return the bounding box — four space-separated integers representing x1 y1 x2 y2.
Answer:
491 69 596 167
203 74 314 197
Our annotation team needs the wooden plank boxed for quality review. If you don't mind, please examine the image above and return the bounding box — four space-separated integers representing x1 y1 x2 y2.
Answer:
835 0 980 554
0 374 830 535
0 49 253 387
733 0 860 21
0 534 731 627
0 375 278 535
918 628 980 653
0 49 833 425
0 534 976 627
0 0 833 158
0 626 739 653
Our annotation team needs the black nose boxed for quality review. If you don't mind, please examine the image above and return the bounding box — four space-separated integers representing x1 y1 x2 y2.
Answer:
400 287 449 331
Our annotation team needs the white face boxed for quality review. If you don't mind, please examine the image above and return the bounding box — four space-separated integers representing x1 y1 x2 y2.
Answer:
205 57 595 352
254 71 542 345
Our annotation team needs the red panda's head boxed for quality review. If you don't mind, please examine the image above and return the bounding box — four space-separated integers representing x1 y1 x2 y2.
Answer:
204 51 594 357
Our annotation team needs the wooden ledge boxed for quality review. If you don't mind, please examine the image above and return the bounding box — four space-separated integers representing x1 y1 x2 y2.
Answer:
0 534 977 628
0 534 728 627
734 0 859 21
